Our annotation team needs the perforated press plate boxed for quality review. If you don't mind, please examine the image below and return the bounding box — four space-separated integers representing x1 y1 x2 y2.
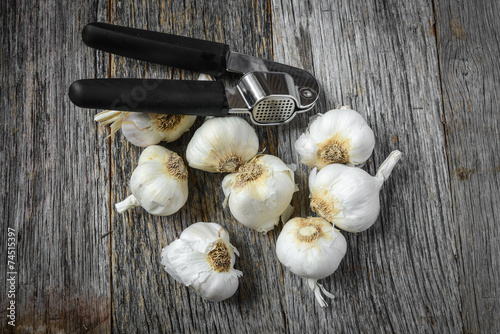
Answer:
252 98 296 123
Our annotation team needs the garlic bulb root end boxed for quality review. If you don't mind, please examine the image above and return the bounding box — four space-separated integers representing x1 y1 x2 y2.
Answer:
375 150 402 182
306 278 335 308
115 194 141 213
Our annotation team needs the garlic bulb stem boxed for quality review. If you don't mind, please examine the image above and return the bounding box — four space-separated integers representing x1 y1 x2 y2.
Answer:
94 110 125 124
375 150 402 181
115 194 141 213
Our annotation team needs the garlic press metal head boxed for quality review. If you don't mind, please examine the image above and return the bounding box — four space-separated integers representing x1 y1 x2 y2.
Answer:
69 22 319 125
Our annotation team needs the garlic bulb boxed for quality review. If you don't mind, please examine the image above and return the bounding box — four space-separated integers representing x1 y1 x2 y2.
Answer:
295 106 375 169
122 113 196 147
309 150 402 232
161 222 243 302
94 73 214 147
276 217 347 307
115 145 188 216
186 116 259 173
222 155 297 233
94 111 196 147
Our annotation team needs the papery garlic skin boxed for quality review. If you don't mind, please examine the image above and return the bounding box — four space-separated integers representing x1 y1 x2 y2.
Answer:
115 145 188 216
222 155 296 233
276 217 347 307
121 113 196 147
309 150 402 232
295 106 375 169
161 222 243 302
186 117 259 173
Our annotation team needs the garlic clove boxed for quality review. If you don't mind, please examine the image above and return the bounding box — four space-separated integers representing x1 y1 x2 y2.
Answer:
222 155 297 233
120 112 162 147
137 144 174 165
186 116 259 173
192 270 241 302
161 222 243 302
309 150 402 232
280 204 295 225
295 107 375 169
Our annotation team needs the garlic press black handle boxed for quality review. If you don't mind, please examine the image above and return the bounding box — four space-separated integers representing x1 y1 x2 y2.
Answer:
82 22 229 77
69 79 229 116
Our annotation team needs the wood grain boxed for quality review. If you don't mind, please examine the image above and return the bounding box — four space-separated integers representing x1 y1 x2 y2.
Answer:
108 1 286 333
0 0 111 333
435 0 500 332
1 0 499 332
271 0 462 332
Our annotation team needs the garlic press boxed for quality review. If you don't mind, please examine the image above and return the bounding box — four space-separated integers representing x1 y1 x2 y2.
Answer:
69 22 319 126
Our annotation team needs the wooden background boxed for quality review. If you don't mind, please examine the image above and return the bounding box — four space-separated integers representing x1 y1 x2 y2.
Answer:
1 0 499 332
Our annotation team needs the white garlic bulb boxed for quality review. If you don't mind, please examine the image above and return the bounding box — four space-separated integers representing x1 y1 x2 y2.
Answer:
121 113 196 147
309 150 402 232
295 106 375 169
161 222 243 302
94 111 196 147
186 116 259 173
94 73 213 147
115 145 188 216
276 217 347 307
222 155 297 233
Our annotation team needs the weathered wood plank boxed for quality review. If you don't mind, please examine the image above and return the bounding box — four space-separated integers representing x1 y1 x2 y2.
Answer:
3 0 498 332
108 1 287 333
435 0 500 332
0 1 111 332
271 0 462 332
